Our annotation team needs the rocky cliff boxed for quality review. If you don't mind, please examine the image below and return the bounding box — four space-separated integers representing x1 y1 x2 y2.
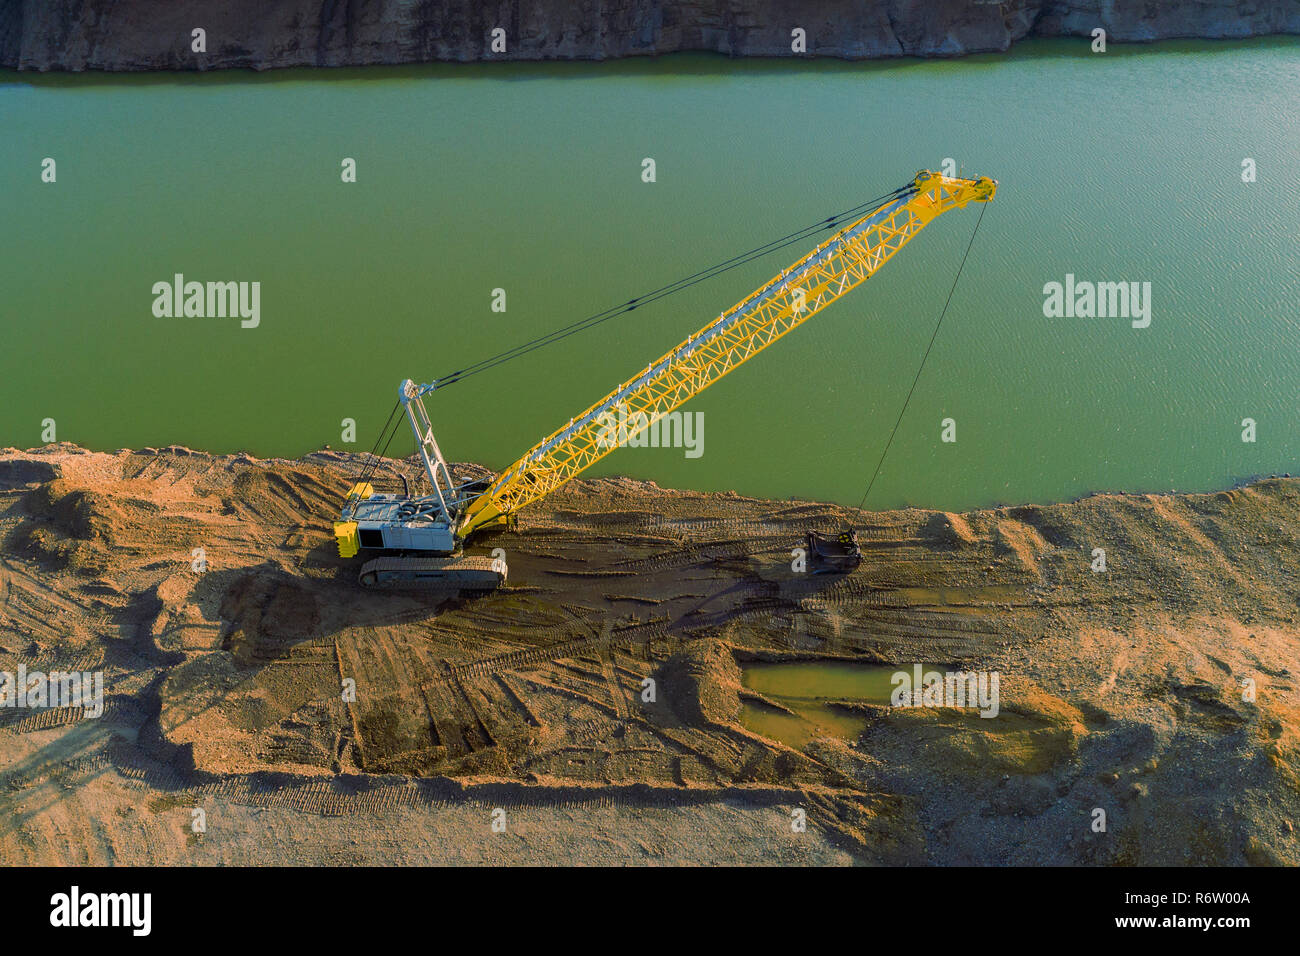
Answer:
1 1 1297 71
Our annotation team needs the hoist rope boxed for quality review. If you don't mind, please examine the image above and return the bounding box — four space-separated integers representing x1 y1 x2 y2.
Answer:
857 200 989 513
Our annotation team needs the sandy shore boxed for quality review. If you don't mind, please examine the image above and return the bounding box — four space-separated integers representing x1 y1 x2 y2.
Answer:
1 444 1296 865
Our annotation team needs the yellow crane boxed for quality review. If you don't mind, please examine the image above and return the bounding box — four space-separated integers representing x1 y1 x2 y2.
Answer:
335 170 997 588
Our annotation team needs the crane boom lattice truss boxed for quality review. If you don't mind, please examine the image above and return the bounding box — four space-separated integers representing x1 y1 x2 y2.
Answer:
457 170 996 536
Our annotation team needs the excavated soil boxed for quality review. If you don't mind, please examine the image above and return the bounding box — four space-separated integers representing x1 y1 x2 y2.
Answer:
0 444 1297 865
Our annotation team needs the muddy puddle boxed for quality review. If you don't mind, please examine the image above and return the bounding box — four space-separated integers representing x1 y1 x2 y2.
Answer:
739 660 940 749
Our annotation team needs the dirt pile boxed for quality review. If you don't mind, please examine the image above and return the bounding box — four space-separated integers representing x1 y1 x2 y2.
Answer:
1 443 1296 865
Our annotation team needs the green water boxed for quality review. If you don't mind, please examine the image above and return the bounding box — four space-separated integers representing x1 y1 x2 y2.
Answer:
740 660 932 747
4 39 1298 510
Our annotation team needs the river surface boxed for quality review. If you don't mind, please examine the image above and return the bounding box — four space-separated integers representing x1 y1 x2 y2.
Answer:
4 39 1298 510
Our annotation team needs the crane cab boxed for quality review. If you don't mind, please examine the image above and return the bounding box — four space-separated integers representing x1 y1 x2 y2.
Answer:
334 483 457 558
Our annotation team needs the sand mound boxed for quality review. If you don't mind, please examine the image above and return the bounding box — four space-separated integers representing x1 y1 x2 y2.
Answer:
2 444 1298 865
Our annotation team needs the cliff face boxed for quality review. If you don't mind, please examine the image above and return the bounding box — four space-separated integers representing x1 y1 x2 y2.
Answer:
1 0 1297 71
